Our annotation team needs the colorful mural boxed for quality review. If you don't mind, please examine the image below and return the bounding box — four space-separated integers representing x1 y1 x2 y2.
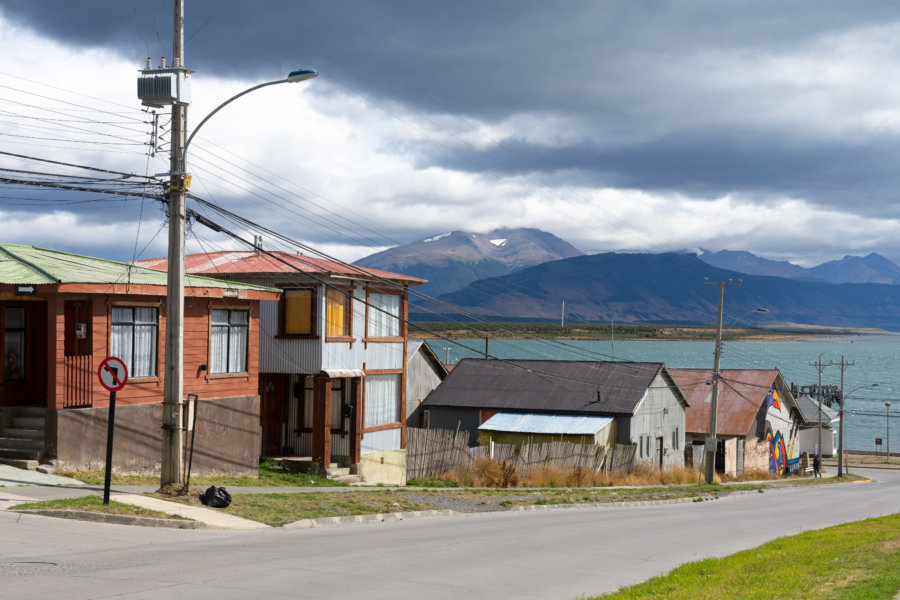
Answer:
762 385 799 474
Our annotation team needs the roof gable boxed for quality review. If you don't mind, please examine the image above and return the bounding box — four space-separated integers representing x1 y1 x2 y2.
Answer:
423 359 669 415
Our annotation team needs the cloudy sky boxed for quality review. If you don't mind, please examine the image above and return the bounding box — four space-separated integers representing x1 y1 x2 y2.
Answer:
1 0 900 267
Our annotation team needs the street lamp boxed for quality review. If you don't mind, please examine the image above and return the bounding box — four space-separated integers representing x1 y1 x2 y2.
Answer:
837 383 878 477
160 67 318 488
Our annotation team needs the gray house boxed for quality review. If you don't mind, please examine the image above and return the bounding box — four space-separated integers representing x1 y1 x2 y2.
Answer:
405 340 448 428
421 359 688 467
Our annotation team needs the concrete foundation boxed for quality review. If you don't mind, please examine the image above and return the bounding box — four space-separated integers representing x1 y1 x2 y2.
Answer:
55 395 260 477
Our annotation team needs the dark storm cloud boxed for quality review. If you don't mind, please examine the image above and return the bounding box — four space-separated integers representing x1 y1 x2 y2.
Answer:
3 0 900 212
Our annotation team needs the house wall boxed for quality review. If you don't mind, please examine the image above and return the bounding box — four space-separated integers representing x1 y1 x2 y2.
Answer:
800 426 836 457
752 384 800 473
53 294 261 410
406 350 444 428
743 438 770 472
630 372 685 467
55 394 259 476
425 406 481 446
257 284 405 372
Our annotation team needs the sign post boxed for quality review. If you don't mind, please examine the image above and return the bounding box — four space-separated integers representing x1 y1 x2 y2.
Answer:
98 356 128 505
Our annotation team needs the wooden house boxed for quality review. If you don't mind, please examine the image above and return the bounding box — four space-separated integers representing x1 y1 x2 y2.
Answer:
138 249 424 481
421 359 688 467
0 244 278 475
670 368 801 476
405 340 448 428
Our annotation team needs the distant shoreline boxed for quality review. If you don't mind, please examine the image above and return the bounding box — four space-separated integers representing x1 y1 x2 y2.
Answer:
410 321 892 343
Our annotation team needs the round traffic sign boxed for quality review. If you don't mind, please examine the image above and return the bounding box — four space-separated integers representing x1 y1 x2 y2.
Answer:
98 356 128 392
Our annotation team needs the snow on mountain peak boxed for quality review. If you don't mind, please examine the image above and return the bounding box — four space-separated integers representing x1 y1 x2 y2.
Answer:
423 232 452 243
490 238 508 247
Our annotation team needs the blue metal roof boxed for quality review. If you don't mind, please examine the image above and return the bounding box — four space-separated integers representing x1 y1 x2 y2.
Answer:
478 412 614 435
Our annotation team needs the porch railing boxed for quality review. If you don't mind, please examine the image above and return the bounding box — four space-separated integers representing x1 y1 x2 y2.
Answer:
64 354 93 408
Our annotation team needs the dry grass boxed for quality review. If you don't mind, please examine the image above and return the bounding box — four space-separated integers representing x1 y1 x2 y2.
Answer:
436 459 710 488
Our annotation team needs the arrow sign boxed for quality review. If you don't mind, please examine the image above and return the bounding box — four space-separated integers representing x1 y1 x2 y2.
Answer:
14 285 36 296
98 356 128 392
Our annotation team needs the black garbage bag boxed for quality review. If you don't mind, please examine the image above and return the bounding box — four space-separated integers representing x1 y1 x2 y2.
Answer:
200 486 232 508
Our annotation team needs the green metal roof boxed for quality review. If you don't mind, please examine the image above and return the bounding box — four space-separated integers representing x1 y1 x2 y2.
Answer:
0 244 279 292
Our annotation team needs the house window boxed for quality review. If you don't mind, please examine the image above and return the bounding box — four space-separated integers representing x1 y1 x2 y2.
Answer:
673 428 679 450
210 309 249 374
325 287 351 338
367 293 401 338
281 288 316 336
110 306 158 378
364 373 400 427
4 307 25 381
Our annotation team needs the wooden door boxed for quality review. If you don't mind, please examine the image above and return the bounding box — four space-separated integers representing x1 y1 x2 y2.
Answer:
260 374 287 456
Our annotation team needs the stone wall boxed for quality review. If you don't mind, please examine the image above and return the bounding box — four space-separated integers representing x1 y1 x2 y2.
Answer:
743 438 770 473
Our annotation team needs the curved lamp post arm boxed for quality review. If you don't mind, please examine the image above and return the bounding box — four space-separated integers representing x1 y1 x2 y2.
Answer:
184 69 318 158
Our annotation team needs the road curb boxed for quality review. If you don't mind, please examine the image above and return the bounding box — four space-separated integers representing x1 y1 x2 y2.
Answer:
284 509 456 529
11 509 203 529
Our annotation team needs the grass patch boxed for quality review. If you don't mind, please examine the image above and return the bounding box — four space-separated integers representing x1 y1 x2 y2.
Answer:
56 459 345 488
590 514 900 599
159 490 437 527
13 495 186 520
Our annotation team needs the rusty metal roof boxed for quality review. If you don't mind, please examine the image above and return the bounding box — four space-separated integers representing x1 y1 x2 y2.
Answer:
137 250 425 284
423 359 683 416
670 368 791 436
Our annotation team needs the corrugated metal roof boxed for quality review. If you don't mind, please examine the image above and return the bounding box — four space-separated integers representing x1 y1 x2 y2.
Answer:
479 412 613 435
670 368 794 436
793 394 838 424
0 243 278 293
423 359 679 416
137 250 426 284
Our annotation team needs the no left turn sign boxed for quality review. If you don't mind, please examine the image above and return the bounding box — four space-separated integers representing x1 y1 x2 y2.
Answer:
98 356 128 392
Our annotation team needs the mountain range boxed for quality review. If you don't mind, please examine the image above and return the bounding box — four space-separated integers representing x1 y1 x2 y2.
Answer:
356 228 900 329
696 249 900 285
357 228 582 296
431 252 900 330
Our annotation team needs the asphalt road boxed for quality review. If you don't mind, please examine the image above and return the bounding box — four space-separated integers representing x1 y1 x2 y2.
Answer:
2 467 899 600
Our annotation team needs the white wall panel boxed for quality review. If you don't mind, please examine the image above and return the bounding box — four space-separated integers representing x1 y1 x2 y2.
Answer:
361 428 401 453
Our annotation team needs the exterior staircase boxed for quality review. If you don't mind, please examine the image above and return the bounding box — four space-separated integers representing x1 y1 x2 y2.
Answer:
0 406 46 470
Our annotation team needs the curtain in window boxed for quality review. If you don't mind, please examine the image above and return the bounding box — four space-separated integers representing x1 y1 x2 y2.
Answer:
111 307 157 378
211 309 248 374
284 289 313 335
325 288 348 337
228 310 248 373
133 307 157 378
368 293 400 337
364 374 400 427
210 309 229 373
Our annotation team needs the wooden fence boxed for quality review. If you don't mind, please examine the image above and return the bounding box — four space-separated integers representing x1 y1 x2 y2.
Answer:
406 427 637 480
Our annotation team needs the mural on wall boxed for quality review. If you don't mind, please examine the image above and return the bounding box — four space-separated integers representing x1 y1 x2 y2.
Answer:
763 385 800 474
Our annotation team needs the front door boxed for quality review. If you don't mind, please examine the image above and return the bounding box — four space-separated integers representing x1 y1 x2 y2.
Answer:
260 374 287 456
656 436 664 468
0 302 47 407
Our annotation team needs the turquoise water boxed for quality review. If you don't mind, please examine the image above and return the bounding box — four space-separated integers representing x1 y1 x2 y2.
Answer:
427 335 900 452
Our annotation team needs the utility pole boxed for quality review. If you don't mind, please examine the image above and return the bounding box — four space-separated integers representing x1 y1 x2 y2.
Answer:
809 355 833 474
836 356 853 477
702 279 739 484
161 0 187 487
